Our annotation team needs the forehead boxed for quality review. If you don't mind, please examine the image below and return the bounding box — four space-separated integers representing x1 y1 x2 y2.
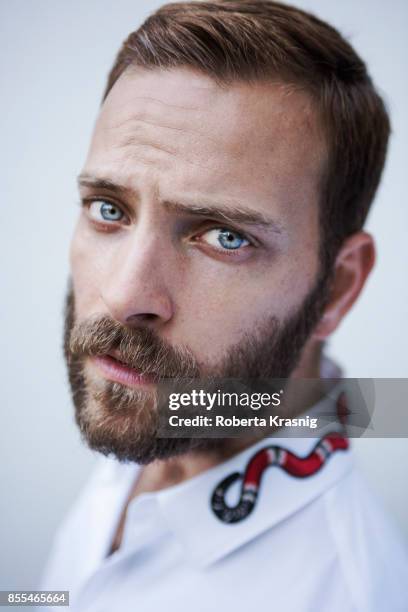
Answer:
85 67 325 219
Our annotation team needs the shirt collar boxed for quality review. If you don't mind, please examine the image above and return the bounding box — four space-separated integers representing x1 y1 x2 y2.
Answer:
153 429 352 568
152 372 353 568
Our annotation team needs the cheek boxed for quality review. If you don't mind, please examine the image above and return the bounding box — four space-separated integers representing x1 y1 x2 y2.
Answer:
69 218 106 318
171 265 279 359
172 247 318 362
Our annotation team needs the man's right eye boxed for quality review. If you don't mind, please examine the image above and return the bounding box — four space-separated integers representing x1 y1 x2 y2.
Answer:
86 200 125 223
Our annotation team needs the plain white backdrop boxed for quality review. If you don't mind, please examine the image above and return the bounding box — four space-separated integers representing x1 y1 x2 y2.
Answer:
1 0 407 593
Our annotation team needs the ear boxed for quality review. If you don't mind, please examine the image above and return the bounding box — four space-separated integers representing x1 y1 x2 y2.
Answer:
313 231 376 340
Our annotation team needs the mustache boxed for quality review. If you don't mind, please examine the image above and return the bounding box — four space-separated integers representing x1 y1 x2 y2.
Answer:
68 315 200 379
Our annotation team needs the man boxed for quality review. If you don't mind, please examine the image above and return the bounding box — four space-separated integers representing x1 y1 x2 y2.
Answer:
41 1 408 610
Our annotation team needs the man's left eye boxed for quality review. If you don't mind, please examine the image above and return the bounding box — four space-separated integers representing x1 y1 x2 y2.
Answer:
201 228 250 250
88 200 124 222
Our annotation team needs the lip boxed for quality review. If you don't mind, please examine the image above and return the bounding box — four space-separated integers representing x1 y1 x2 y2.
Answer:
90 354 156 388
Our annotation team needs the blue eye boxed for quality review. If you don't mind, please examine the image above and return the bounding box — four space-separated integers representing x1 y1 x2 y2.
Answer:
202 228 250 250
88 200 124 222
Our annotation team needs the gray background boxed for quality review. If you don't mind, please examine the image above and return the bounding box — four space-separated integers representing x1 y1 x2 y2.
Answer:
1 0 407 593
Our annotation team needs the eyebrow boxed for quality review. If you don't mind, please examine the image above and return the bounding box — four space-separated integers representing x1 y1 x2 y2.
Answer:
78 174 130 196
77 173 283 234
161 200 283 233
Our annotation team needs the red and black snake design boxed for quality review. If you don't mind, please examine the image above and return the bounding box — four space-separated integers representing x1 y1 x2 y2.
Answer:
211 394 350 523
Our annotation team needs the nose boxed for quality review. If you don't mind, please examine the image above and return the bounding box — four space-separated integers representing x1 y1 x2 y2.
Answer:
100 231 174 328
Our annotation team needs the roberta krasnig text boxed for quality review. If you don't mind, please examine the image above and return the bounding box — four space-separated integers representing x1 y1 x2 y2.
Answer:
168 414 318 429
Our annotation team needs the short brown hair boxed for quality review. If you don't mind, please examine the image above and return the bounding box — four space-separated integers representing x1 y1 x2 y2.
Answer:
103 0 390 269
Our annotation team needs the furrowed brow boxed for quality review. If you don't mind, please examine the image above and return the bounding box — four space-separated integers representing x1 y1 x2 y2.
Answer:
162 199 283 234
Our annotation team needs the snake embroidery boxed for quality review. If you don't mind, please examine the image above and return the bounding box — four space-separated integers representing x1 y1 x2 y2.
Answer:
211 394 350 523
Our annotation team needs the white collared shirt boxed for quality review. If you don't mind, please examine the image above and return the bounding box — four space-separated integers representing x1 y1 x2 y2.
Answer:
40 371 408 611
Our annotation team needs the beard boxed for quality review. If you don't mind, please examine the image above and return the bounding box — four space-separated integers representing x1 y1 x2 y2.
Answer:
64 270 331 464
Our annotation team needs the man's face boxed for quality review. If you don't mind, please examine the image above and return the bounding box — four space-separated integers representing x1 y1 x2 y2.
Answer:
67 67 327 463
